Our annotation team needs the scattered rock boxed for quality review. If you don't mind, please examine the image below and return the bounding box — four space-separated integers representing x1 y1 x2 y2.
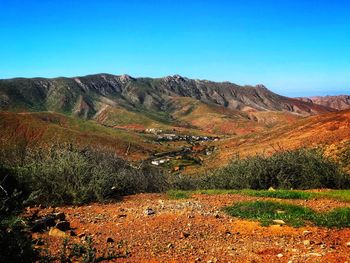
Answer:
277 253 283 258
167 243 174 249
346 242 350 247
31 216 56 232
306 253 322 257
272 219 286 225
55 221 70 231
118 214 127 218
49 227 68 238
268 187 276 192
303 240 311 246
144 208 155 216
303 230 312 235
106 237 114 243
180 232 190 239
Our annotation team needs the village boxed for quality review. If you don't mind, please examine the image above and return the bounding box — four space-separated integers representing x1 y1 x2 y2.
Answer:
147 130 219 170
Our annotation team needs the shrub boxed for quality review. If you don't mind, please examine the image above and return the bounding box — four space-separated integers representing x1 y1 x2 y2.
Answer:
171 148 350 190
0 165 36 263
10 145 168 206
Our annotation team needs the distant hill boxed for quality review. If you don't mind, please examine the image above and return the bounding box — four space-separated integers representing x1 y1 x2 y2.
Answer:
0 73 333 117
296 95 350 111
0 73 335 137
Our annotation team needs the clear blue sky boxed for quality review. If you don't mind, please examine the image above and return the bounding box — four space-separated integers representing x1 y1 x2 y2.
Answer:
0 0 349 97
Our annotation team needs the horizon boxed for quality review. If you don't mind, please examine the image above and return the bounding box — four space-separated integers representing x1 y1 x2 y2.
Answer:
1 0 349 97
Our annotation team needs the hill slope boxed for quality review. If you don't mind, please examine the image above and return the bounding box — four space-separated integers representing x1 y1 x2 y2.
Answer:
0 74 333 119
296 95 350 111
199 109 350 173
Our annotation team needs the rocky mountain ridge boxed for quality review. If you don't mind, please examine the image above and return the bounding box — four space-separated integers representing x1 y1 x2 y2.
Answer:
296 95 350 111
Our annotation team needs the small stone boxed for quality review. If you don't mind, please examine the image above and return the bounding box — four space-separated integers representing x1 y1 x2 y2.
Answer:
167 243 173 248
303 240 311 246
346 242 350 247
272 219 286 225
276 210 286 214
106 237 114 243
224 230 231 235
303 230 312 235
118 214 127 218
55 221 70 231
144 208 155 216
268 187 276 191
180 232 190 239
306 253 322 257
277 253 283 258
49 227 67 238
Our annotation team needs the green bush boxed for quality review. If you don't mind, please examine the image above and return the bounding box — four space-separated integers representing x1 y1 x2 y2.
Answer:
0 166 36 263
171 148 350 190
9 145 167 206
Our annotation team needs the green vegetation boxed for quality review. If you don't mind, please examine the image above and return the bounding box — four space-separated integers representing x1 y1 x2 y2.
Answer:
224 201 350 228
313 190 350 202
224 201 315 227
241 190 312 199
167 190 190 199
0 166 37 262
171 148 350 190
168 189 350 202
1 145 167 206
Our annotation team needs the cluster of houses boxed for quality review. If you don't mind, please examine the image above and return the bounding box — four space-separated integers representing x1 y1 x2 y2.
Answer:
150 145 217 167
156 134 219 143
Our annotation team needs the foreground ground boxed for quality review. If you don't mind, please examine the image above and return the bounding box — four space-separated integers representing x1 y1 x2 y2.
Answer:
26 192 350 262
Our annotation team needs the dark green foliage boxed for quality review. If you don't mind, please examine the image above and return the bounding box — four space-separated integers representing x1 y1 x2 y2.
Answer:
0 218 36 263
171 148 350 190
0 166 36 263
11 145 168 206
224 201 350 228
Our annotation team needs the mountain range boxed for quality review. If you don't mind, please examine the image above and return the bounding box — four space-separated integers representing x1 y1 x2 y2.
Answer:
0 73 349 173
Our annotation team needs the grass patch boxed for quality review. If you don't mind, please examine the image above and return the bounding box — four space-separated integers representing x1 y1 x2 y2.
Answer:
167 190 191 199
312 190 350 202
244 190 312 200
224 201 315 227
167 189 350 203
316 207 350 228
192 189 241 195
224 201 350 228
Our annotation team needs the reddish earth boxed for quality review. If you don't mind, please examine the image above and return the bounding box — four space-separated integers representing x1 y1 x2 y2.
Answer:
26 194 350 262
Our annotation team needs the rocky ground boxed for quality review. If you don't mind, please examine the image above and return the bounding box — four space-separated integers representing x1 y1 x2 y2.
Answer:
25 193 350 262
